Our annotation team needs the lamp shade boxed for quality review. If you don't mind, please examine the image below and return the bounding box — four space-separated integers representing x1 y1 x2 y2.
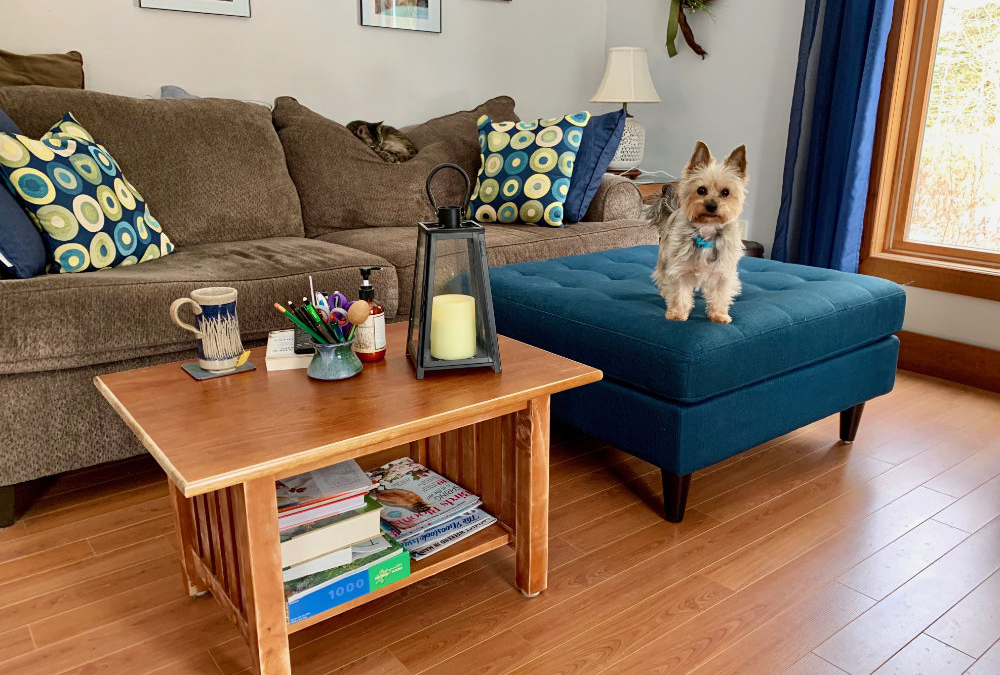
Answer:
591 47 661 104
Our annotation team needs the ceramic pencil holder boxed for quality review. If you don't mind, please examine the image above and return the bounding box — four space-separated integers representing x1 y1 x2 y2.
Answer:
307 340 363 381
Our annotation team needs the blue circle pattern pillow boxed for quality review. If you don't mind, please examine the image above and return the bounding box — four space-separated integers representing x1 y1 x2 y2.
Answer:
469 111 590 228
0 112 173 274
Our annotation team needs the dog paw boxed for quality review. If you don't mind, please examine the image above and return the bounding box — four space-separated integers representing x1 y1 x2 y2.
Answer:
708 311 732 324
665 310 689 322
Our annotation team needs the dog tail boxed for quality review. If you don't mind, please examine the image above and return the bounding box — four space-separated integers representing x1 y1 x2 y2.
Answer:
645 183 680 240
644 183 678 226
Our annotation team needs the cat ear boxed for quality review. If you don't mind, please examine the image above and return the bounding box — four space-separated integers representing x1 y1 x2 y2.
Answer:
356 125 373 142
723 145 747 179
684 141 713 177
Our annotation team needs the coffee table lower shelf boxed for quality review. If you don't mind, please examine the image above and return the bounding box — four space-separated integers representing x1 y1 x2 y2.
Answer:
287 523 513 632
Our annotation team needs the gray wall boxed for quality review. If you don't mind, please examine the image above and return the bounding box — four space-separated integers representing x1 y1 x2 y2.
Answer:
1 0 609 124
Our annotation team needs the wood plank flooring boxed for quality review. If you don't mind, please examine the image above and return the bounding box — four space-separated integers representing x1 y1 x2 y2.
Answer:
3 370 1000 674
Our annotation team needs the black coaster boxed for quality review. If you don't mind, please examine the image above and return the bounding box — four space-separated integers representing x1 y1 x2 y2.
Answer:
181 362 256 381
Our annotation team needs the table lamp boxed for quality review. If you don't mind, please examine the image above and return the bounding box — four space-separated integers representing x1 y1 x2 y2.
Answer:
591 47 661 171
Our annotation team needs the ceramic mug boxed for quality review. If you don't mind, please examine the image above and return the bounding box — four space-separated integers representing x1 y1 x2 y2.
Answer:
170 287 245 372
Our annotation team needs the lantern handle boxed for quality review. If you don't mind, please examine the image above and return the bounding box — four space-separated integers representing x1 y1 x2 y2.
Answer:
425 163 472 215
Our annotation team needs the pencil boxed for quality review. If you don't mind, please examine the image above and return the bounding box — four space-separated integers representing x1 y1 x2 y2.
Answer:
273 303 327 344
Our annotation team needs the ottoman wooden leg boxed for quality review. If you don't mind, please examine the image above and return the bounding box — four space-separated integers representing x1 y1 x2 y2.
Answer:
662 470 691 523
840 402 866 443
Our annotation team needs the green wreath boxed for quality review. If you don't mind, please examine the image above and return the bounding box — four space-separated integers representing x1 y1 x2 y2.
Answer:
667 0 714 59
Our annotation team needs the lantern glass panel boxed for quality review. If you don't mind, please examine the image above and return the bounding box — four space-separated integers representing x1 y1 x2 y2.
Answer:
427 232 485 362
407 228 428 360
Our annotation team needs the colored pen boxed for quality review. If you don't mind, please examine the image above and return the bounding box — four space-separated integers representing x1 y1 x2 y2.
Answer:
304 303 337 343
273 303 327 344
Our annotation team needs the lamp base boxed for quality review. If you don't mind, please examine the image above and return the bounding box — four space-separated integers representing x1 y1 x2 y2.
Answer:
608 115 645 171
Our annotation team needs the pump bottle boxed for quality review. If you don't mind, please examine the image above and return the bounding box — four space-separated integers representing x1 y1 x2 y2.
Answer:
353 266 386 362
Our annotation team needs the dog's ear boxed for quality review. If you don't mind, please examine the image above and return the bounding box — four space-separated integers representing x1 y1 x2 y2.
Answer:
684 141 713 177
723 145 748 179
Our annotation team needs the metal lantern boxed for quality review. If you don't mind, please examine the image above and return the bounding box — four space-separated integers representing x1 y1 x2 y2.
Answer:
407 163 502 380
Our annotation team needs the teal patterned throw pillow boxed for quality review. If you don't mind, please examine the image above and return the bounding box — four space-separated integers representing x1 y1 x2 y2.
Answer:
0 113 173 274
469 111 590 228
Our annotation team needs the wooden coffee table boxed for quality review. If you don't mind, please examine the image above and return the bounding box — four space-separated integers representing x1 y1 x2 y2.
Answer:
94 323 601 675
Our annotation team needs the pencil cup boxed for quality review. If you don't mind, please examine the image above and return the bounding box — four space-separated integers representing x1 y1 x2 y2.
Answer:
307 340 363 381
170 287 245 372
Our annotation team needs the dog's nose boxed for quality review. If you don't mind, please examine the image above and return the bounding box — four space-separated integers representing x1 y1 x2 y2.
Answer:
705 201 718 213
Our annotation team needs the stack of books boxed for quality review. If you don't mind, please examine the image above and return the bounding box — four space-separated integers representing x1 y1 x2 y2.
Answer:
368 457 497 560
265 329 312 371
277 461 410 624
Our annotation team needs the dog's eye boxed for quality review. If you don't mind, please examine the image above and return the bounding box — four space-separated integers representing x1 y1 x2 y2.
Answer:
721 188 730 197
697 186 708 196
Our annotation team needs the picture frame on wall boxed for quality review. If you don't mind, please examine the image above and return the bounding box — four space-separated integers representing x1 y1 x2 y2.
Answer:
138 0 251 18
360 0 441 34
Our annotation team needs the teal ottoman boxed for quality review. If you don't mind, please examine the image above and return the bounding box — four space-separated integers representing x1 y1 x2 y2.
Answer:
489 246 906 521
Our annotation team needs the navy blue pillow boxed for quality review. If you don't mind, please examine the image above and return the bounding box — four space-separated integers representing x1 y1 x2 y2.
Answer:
563 109 626 223
0 108 47 278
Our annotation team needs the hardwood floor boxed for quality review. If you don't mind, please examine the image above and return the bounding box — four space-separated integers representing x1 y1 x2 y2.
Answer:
3 370 1000 674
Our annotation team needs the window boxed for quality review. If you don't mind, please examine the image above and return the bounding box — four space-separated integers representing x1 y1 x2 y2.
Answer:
862 0 1000 300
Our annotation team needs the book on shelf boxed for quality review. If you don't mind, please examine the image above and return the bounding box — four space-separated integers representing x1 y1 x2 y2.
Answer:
276 459 374 515
279 495 382 568
389 507 498 560
277 492 367 530
285 534 410 624
282 545 354 583
368 457 481 537
265 329 312 371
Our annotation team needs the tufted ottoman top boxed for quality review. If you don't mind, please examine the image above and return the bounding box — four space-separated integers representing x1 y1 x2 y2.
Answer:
489 246 906 403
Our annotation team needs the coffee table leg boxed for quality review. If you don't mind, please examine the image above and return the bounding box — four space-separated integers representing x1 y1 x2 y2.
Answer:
515 395 550 597
168 481 207 597
231 477 291 675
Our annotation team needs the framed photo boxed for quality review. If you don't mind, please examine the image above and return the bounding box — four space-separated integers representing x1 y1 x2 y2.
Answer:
360 0 441 34
139 0 251 18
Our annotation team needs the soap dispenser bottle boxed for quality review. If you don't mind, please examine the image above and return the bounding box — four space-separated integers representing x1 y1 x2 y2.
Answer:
353 266 386 362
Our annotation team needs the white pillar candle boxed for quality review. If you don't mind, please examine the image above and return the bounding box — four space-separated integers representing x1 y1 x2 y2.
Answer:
430 294 477 361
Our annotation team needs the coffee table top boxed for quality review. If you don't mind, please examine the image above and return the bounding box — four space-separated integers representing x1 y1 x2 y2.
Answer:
95 323 601 497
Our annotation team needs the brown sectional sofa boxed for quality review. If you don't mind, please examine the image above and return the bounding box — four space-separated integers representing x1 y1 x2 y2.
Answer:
0 85 654 522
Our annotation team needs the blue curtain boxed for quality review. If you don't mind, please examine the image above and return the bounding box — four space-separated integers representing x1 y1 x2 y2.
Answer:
772 0 895 272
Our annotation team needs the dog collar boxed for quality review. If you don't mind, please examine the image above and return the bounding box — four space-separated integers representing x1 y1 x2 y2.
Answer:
694 235 716 249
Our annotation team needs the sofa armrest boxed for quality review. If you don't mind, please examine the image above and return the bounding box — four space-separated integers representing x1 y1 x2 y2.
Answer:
582 175 643 222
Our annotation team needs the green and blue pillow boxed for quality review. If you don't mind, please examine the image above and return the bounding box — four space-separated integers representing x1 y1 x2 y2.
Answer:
469 111 590 228
0 112 173 274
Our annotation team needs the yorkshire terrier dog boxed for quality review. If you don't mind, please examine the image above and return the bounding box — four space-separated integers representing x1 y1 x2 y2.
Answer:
650 141 748 323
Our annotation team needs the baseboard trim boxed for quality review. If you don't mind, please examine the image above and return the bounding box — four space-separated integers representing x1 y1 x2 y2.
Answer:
897 330 1000 394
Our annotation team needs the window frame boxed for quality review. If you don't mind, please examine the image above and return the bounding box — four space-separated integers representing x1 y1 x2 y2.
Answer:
861 0 1000 301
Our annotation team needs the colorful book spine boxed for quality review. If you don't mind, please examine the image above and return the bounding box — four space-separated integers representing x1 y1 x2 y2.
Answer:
286 549 410 624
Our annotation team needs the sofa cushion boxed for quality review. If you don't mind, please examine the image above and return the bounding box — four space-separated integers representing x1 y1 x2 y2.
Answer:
319 219 657 319
0 112 175 273
488 246 907 403
0 49 84 89
0 238 396 375
0 86 304 247
469 112 590 227
0 108 47 279
273 96 517 236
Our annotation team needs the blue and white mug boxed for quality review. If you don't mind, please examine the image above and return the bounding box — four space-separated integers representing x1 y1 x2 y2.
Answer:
169 287 244 372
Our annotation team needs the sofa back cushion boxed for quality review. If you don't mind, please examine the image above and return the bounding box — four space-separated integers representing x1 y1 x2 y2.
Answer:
0 49 84 89
0 86 304 247
273 96 517 236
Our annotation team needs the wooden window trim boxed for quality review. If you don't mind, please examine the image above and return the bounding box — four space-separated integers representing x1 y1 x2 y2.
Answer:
861 0 1000 302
